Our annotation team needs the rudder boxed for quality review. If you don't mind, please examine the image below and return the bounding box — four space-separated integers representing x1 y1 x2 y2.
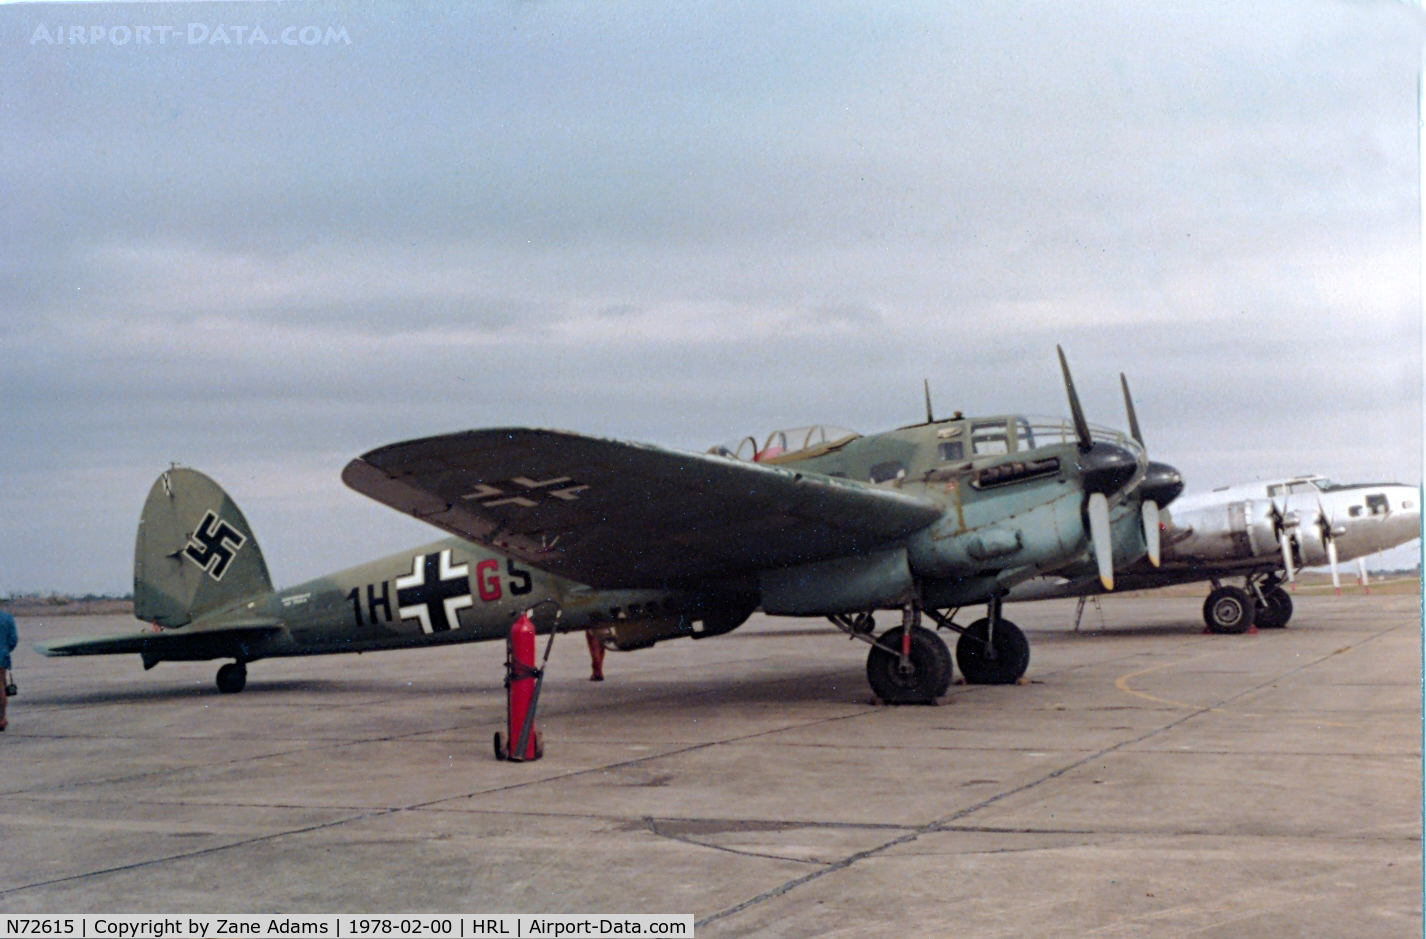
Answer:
134 468 274 627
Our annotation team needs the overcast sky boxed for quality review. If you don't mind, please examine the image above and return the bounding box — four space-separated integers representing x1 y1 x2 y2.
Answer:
2 1 1421 594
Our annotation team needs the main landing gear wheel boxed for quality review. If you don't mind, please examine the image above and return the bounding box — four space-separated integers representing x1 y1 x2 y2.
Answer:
216 662 247 694
866 625 953 704
1203 586 1255 634
1254 586 1293 629
955 618 1030 685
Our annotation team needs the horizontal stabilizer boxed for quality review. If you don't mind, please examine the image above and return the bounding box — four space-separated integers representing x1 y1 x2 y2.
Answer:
36 618 282 660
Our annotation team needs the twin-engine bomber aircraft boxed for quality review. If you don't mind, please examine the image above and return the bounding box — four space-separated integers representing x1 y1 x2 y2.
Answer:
41 351 1174 704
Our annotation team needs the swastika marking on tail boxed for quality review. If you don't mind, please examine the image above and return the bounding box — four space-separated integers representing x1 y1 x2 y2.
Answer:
184 511 247 581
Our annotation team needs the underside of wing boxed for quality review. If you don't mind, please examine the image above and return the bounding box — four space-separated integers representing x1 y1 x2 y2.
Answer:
343 428 944 588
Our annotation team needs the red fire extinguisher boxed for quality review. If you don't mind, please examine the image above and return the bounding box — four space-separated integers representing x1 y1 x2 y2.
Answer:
495 611 544 762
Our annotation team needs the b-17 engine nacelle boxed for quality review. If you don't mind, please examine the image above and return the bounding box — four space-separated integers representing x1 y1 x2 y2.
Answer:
1164 499 1282 562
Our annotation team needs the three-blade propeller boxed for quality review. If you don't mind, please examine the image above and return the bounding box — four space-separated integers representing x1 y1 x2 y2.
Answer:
1057 348 1183 593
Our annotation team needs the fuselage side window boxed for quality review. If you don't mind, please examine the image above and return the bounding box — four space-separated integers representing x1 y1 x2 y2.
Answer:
1366 494 1389 516
971 421 1009 456
1348 505 1363 518
938 441 965 462
1288 482 1315 495
1267 484 1284 499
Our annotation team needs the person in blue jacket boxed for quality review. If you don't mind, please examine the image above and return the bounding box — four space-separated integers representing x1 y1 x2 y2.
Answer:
0 609 15 731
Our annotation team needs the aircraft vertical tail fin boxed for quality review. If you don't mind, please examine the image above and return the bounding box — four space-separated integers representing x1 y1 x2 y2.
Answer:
134 468 274 627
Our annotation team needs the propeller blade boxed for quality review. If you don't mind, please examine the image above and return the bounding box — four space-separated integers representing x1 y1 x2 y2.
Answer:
1057 345 1093 452
923 378 934 423
1327 538 1341 595
1315 498 1341 594
1088 491 1114 591
1119 373 1144 448
1141 499 1161 567
1269 498 1297 583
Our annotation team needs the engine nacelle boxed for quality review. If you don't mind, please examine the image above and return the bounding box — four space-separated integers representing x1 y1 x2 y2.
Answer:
1164 500 1279 562
759 548 912 616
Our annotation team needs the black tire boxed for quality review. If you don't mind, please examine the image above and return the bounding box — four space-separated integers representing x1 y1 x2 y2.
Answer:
866 625 953 704
215 662 247 694
1255 587 1293 629
956 618 1030 685
1203 586 1255 634
494 732 507 761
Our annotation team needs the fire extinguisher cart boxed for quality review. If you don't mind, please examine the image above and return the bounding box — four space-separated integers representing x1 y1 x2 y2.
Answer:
494 606 558 762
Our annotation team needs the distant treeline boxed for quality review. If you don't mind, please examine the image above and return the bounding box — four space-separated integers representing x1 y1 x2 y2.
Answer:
1 593 134 615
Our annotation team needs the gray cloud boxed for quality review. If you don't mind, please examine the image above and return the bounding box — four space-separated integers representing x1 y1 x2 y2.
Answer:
1 0 1420 592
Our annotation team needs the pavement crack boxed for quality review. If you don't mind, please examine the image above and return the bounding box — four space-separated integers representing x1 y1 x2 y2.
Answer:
643 817 828 866
696 619 1410 930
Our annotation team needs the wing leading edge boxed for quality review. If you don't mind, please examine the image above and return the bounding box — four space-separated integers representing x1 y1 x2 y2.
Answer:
342 428 944 589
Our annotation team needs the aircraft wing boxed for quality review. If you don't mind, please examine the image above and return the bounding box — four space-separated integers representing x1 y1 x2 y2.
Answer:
342 428 944 589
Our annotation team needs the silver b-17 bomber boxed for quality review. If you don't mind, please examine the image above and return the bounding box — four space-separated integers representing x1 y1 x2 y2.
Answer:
41 349 1180 703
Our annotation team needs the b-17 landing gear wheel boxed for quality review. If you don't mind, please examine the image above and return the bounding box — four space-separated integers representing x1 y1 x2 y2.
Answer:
866 626 952 704
1254 586 1293 629
956 618 1030 685
1203 586 1255 634
216 662 247 694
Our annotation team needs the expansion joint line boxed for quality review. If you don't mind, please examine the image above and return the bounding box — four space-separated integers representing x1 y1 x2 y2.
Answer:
0 710 872 897
696 621 1406 929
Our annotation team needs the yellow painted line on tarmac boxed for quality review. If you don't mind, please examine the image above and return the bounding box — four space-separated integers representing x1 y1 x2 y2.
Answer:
1113 661 1206 711
1114 659 1356 727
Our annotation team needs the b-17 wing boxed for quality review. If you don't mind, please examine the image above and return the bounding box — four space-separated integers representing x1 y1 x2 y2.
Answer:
342 429 944 589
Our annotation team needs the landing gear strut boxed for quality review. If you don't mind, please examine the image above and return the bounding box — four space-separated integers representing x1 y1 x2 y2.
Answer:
831 603 953 704
937 594 1030 685
216 661 247 694
830 592 1031 700
1249 574 1293 629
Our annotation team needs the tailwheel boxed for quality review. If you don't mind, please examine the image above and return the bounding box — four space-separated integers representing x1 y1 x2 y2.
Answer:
215 661 247 694
956 618 1030 685
1254 586 1293 629
866 625 952 704
1203 586 1255 634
